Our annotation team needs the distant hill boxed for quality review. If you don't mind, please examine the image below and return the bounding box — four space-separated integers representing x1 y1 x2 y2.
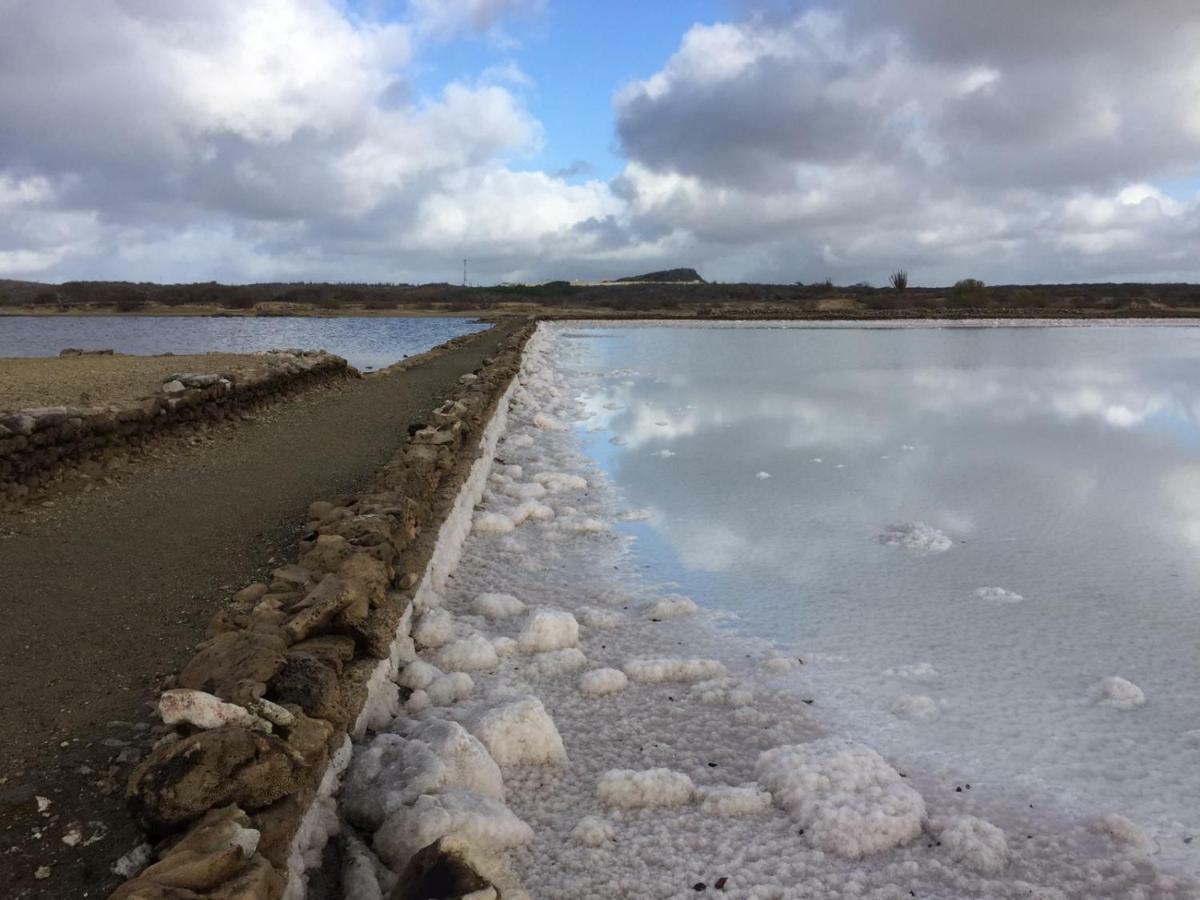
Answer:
612 268 706 284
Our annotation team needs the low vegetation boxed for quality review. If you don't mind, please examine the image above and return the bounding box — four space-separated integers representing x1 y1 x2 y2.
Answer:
3 276 1200 318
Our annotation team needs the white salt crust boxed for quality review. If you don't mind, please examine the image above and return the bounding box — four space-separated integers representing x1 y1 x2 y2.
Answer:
323 325 1199 900
1094 675 1147 709
876 521 953 553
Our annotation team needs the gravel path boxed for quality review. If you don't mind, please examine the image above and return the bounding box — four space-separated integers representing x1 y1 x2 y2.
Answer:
0 321 518 898
0 352 275 410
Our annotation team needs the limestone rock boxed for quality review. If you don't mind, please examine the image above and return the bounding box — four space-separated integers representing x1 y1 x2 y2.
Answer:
179 632 288 702
282 574 356 643
127 726 305 834
267 653 346 724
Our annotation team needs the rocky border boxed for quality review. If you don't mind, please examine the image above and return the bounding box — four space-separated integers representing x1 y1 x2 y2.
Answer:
0 350 355 504
109 322 534 899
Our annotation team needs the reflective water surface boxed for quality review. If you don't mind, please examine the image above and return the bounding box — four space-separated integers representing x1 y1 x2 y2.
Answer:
0 315 487 370
565 321 1200 866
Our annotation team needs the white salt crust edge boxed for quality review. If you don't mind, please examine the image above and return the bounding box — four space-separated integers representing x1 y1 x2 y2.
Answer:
283 373 519 898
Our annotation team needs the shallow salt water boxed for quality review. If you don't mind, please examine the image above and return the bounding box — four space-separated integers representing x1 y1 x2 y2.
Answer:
564 320 1200 871
331 322 1200 900
0 315 486 370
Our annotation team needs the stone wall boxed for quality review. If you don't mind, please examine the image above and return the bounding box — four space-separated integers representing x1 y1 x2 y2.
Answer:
0 350 354 503
110 323 534 899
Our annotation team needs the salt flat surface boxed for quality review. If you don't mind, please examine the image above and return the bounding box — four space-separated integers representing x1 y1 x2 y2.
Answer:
325 323 1200 899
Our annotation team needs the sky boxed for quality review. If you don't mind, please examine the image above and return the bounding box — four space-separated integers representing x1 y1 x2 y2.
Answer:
1 0 1198 287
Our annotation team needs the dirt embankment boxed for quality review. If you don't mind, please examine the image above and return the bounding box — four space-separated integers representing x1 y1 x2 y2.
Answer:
0 321 524 899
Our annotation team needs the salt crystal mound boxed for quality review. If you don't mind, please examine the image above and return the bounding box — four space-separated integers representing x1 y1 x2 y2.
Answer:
517 608 579 653
473 592 526 619
372 789 534 873
1093 675 1147 709
526 647 588 677
754 739 926 859
595 768 696 808
396 659 441 691
876 521 953 553
892 693 939 721
472 511 515 535
974 586 1025 603
1090 813 1159 855
578 668 628 696
412 607 454 649
570 816 615 847
336 324 1200 900
435 634 499 672
690 677 754 708
469 696 568 766
640 594 698 619
622 657 726 683
755 471 771 479
426 671 474 706
576 606 622 630
762 654 801 674
697 784 772 816
340 721 503 832
930 815 1009 873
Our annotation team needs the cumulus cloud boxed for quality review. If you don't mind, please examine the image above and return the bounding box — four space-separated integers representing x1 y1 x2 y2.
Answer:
1 0 1199 283
0 0 614 282
614 2 1200 284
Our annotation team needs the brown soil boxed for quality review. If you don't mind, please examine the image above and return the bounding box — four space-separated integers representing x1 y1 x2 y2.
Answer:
0 353 274 411
0 321 519 899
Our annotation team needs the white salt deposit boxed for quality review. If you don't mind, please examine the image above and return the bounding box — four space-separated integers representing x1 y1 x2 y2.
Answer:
412 608 454 649
570 816 615 847
876 521 953 553
576 606 622 630
473 592 525 619
436 634 500 672
974 586 1025 603
526 647 588 676
469 696 568 766
397 660 441 691
372 790 533 872
517 608 579 653
472 511 515 535
1094 675 1147 709
755 471 771 479
640 594 698 619
930 815 1009 873
654 449 676 458
1091 813 1159 855
697 784 772 817
595 768 696 808
578 668 628 696
622 657 727 683
426 671 474 706
323 324 1200 900
892 693 939 721
755 739 927 859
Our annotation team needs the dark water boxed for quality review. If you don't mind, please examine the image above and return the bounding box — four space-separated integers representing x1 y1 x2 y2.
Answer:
0 316 488 370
